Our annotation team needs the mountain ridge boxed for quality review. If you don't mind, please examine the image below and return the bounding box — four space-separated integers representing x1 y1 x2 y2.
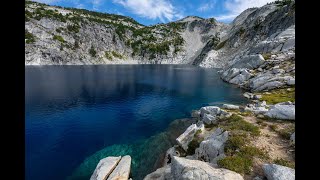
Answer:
25 0 295 67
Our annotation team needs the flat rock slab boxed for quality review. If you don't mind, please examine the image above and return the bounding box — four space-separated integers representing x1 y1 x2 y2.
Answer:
263 164 295 180
90 156 121 180
107 155 131 180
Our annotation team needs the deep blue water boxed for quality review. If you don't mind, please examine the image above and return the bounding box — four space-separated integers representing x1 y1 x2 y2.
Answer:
25 65 248 180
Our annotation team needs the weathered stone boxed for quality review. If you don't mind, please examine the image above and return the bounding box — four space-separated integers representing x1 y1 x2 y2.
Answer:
176 124 204 151
263 164 295 180
222 104 240 110
107 155 131 180
200 106 221 118
202 113 218 125
90 156 121 180
195 128 229 163
227 54 265 70
265 104 295 120
171 156 244 180
243 92 254 99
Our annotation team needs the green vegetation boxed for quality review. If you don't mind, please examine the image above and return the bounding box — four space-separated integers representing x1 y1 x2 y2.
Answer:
215 40 227 50
111 51 124 59
269 124 278 132
53 35 65 43
273 158 295 168
217 114 268 174
89 46 97 57
221 114 260 136
25 30 36 44
105 51 113 60
275 0 293 7
67 24 80 33
218 144 267 174
277 125 295 139
262 53 272 60
238 27 245 36
218 156 252 174
104 51 124 60
187 130 203 155
258 88 295 104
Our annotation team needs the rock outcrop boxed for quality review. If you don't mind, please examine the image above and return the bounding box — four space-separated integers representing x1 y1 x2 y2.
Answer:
171 156 244 180
194 128 229 163
263 164 295 180
90 155 131 180
176 123 204 151
90 156 121 180
265 103 295 120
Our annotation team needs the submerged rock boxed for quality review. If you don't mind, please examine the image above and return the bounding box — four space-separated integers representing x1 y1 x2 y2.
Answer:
90 156 121 180
194 128 229 163
171 156 244 180
263 164 295 180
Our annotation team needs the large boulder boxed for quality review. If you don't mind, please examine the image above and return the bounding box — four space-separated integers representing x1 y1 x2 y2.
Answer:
227 54 265 70
263 164 295 180
200 106 221 117
176 123 204 151
107 155 131 180
171 156 244 180
90 156 121 180
221 68 252 85
202 113 218 125
265 104 295 120
195 128 229 163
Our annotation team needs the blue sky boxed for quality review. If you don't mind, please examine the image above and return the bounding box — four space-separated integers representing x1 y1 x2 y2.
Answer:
33 0 275 25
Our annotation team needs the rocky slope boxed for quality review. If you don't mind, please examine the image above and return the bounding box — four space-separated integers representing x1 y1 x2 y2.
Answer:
25 1 225 65
25 0 294 66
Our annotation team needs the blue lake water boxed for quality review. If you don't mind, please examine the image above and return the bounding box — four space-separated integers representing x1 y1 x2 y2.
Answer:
25 65 248 180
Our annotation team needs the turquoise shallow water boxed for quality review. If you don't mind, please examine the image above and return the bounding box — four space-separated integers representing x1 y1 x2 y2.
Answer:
25 65 248 180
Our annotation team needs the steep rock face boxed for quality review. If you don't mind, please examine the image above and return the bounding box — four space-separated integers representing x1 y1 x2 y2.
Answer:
25 1 224 65
199 1 295 68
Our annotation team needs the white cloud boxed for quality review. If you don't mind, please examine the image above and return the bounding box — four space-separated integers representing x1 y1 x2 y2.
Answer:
113 0 182 22
214 0 275 22
197 0 216 12
33 0 62 3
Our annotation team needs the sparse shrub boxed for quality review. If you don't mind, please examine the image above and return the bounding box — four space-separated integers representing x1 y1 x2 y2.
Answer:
258 88 295 104
67 24 80 33
215 40 227 50
218 156 252 174
25 30 36 44
89 46 97 57
53 35 65 43
186 130 203 155
273 158 295 168
262 53 272 60
269 124 278 131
